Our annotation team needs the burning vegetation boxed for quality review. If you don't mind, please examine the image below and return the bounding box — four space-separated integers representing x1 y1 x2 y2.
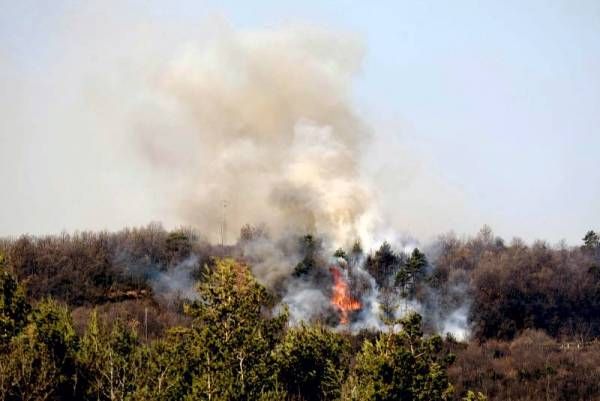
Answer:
1 19 599 400
1 225 600 400
329 265 361 325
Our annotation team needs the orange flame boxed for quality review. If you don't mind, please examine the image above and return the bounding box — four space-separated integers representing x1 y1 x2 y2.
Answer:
330 266 361 324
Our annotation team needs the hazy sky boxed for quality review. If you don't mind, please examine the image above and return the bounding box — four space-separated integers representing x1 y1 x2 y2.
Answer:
1 0 599 244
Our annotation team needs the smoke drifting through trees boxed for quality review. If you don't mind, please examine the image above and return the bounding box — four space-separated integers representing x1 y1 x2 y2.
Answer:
5 25 596 339
3 227 600 400
133 26 466 333
0 21 480 335
4 224 600 342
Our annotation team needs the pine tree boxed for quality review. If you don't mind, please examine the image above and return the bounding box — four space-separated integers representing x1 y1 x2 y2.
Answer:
0 257 30 349
342 313 454 401
396 248 427 298
127 333 191 401
182 258 287 401
367 242 399 286
77 310 140 401
0 298 77 401
273 324 350 401
294 235 319 276
583 230 600 250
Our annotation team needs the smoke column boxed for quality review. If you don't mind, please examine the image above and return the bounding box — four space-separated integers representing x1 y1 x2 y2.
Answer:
134 25 470 337
138 26 379 248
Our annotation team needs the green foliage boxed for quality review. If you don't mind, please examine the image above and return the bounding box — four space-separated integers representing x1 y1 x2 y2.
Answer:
274 324 351 401
583 230 600 250
396 248 427 297
334 248 348 261
294 235 319 276
5 226 600 400
342 313 454 401
348 241 364 269
127 330 192 401
0 298 78 401
77 310 141 401
366 241 399 286
0 328 62 401
165 231 192 265
463 390 487 401
29 299 77 364
0 260 30 348
181 258 287 401
255 387 291 401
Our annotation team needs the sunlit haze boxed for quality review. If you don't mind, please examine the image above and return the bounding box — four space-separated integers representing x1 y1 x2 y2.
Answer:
1 0 599 244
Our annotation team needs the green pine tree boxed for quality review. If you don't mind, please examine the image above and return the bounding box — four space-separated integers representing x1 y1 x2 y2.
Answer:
0 257 30 349
583 230 600 250
273 324 350 401
182 258 287 401
77 310 140 401
342 313 454 401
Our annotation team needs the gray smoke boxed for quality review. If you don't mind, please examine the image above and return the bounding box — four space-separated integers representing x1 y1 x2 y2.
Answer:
280 279 330 325
138 26 380 248
114 250 200 302
440 304 470 341
130 25 471 337
151 255 200 301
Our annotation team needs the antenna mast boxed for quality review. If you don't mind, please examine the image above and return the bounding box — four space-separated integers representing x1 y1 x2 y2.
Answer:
220 200 228 248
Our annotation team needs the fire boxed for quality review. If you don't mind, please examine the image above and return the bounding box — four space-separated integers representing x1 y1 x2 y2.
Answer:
330 266 361 324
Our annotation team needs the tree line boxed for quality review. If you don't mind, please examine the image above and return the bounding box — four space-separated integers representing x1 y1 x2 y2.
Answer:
1 224 599 400
0 254 459 401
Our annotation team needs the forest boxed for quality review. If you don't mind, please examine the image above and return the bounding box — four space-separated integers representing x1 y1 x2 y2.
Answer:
0 224 599 401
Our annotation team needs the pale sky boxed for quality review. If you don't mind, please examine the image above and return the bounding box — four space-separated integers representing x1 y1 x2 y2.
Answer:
1 0 599 244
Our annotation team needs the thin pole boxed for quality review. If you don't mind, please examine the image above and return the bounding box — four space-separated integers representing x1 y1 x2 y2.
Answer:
220 200 228 248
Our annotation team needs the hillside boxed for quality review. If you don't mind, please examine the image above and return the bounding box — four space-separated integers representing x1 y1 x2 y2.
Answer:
0 224 599 400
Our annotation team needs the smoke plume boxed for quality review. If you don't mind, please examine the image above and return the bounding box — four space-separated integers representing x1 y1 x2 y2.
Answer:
138 27 378 247
131 26 471 337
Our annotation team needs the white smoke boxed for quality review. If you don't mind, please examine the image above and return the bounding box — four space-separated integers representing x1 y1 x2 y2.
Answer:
137 26 381 247
114 250 200 302
348 275 384 332
440 304 470 341
280 279 330 325
240 235 297 286
151 255 200 301
105 23 471 337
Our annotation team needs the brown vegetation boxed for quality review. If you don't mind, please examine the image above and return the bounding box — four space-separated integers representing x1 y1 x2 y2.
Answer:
449 330 600 400
430 227 600 341
1 224 600 399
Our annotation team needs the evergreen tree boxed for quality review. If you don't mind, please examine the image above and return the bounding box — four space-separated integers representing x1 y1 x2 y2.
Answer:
367 242 399 286
348 240 363 271
294 235 319 276
0 298 78 401
182 258 287 401
333 248 348 261
77 311 140 401
583 230 600 250
342 313 454 401
0 256 30 349
274 324 350 401
0 327 61 401
127 331 192 401
165 231 192 266
396 248 427 298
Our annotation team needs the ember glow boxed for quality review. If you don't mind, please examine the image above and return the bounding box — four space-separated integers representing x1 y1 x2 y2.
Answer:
329 266 361 324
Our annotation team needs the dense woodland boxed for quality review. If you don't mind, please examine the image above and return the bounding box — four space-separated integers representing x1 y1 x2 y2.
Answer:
1 224 599 400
